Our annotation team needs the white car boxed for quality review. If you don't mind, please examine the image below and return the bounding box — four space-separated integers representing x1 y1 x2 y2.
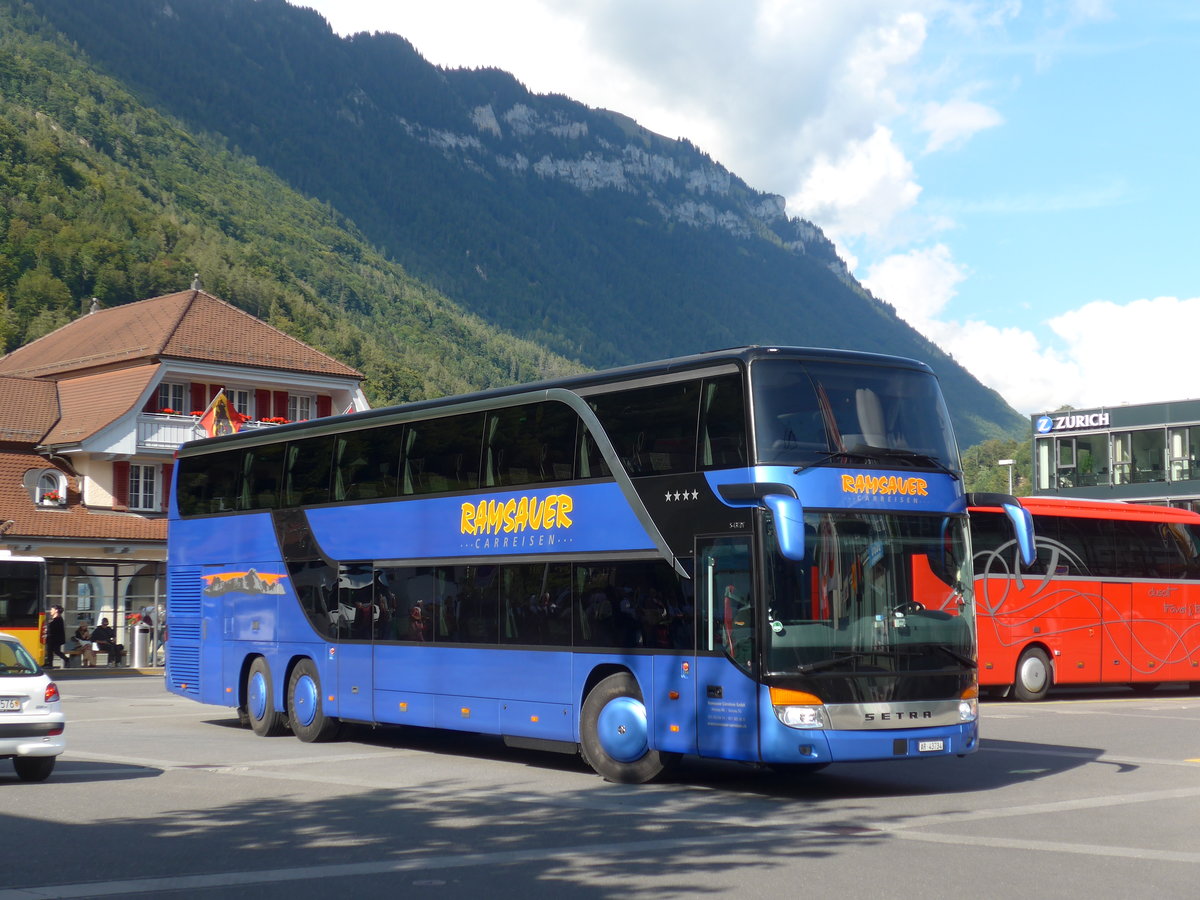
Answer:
0 632 65 781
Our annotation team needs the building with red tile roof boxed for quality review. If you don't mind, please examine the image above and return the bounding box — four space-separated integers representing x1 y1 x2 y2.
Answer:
0 284 366 659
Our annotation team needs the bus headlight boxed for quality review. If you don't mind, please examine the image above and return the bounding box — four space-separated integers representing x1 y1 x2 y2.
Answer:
769 687 828 730
958 698 978 722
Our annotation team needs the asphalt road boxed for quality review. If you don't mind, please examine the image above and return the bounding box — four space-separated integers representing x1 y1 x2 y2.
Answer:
2 674 1198 899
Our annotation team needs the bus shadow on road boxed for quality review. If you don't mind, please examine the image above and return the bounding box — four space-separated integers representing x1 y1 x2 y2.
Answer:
239 719 1110 800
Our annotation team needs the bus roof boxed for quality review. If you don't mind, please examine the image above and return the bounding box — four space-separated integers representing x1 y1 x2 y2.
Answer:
971 495 1200 524
179 344 934 454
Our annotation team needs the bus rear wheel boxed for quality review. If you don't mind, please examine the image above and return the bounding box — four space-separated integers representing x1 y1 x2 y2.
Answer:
1013 647 1052 701
287 658 341 742
246 656 287 736
580 672 674 784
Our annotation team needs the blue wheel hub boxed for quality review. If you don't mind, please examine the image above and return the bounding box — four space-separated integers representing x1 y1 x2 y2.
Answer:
293 673 318 728
248 671 268 721
596 696 649 763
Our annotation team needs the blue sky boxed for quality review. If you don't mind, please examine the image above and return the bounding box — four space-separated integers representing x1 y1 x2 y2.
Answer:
294 1 1200 417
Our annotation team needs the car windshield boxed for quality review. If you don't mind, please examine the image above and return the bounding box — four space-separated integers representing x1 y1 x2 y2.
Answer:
751 357 960 471
0 640 41 676
761 510 975 677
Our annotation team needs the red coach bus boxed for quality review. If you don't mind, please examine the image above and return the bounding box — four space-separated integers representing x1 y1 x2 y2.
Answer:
967 497 1200 700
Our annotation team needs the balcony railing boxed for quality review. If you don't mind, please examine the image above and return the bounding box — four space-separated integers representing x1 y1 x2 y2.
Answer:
137 414 274 450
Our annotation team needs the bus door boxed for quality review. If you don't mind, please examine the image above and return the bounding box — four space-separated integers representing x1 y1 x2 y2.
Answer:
335 563 376 721
695 535 758 761
1100 581 1133 684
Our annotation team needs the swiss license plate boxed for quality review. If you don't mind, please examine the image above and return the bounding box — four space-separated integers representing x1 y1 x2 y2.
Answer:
0 697 20 712
918 739 944 753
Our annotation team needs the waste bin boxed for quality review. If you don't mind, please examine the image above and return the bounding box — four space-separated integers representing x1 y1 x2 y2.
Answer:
131 624 151 668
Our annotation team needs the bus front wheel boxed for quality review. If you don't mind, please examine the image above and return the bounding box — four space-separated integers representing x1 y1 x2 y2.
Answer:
580 672 674 784
287 658 341 742
246 657 287 736
1013 647 1052 701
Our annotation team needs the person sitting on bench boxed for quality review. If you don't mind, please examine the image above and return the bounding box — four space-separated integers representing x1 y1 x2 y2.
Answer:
90 618 125 666
70 622 98 667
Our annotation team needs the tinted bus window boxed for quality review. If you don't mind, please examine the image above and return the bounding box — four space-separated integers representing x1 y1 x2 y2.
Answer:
0 563 43 628
177 448 244 515
752 358 958 470
484 402 579 487
699 374 746 468
500 562 572 646
402 413 484 494
590 381 700 476
333 424 405 501
246 443 286 510
574 560 693 650
284 435 335 507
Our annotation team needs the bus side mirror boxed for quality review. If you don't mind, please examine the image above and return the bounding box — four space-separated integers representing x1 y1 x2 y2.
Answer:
1005 502 1036 568
969 492 1036 568
764 494 805 562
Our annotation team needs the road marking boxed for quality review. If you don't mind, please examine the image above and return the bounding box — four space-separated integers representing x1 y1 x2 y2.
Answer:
889 829 1200 863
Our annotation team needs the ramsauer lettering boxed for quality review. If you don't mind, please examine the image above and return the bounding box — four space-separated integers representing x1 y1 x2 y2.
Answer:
460 494 574 535
840 474 928 496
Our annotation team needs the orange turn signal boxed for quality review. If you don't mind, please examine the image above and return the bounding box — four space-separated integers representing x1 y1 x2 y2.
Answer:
769 686 823 706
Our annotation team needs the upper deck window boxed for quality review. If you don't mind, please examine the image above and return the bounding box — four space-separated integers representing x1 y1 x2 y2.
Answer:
751 358 959 471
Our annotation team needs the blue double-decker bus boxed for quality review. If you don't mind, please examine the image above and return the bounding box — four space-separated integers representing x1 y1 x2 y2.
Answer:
166 346 1033 782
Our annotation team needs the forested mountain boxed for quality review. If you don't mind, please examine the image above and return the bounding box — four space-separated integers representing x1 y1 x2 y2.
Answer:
0 0 577 403
2 0 1027 447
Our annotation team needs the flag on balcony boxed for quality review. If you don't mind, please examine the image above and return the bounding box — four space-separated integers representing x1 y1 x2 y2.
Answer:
197 390 251 438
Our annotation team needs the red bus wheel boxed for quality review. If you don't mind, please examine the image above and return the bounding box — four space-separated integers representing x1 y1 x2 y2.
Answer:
1013 647 1051 701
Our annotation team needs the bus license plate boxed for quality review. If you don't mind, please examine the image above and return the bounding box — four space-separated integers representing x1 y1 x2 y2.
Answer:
0 698 20 712
918 740 944 753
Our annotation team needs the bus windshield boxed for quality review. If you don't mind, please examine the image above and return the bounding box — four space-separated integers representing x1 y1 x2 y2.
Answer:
752 358 960 471
762 511 974 686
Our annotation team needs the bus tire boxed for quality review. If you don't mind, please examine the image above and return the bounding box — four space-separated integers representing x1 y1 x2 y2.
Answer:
287 658 341 743
580 672 672 784
1013 647 1052 701
246 656 287 736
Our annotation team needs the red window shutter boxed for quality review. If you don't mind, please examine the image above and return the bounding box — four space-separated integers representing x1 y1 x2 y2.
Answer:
255 389 271 420
143 395 157 413
273 391 289 419
190 383 207 413
317 396 332 418
113 461 130 509
160 463 173 512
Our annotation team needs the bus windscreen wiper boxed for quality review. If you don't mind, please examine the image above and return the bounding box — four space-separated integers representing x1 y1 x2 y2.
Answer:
796 651 876 674
793 449 875 473
845 446 960 480
929 644 977 669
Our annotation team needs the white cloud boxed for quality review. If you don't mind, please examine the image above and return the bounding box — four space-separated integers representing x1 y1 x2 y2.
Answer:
862 244 1079 416
1048 296 1200 408
861 243 963 329
791 126 921 241
920 98 1003 153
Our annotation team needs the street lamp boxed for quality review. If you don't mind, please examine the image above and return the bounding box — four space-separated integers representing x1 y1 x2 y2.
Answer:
997 458 1015 494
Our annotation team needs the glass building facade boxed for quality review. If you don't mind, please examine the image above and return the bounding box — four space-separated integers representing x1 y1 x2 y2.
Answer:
1032 399 1200 509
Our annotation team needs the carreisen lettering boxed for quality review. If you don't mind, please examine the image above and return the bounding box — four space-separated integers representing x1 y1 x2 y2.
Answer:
840 474 928 496
460 493 575 535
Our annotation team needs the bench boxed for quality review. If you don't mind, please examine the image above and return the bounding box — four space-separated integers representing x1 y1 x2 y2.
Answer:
63 646 123 667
